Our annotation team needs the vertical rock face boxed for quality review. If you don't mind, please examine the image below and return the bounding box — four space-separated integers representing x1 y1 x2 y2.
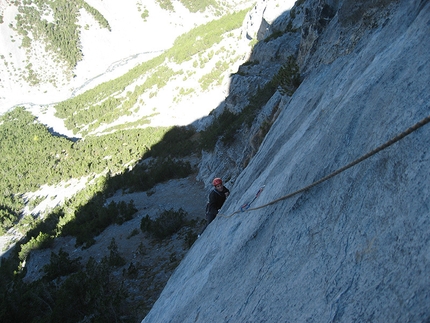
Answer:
143 0 430 322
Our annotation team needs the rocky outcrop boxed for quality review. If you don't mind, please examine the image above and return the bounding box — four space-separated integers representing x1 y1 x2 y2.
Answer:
143 0 430 321
198 1 301 190
298 0 399 74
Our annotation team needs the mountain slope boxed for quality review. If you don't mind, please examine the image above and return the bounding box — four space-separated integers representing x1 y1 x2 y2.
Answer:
1 1 291 321
0 0 252 112
143 0 430 321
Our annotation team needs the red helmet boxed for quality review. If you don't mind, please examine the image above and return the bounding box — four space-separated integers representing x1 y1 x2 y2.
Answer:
212 178 222 186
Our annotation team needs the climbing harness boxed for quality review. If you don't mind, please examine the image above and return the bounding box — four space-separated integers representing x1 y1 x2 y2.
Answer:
219 113 430 218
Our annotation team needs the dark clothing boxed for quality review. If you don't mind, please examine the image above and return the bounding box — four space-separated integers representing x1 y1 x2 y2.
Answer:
207 187 230 218
201 186 230 234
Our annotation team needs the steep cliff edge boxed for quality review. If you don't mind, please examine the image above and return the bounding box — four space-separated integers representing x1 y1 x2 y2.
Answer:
143 0 430 322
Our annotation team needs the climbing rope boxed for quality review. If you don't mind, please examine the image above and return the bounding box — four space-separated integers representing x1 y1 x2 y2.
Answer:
219 113 430 219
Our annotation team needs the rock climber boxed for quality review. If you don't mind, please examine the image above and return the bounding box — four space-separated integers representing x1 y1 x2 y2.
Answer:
200 177 230 235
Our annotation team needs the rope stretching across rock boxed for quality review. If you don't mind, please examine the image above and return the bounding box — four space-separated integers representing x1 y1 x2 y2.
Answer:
219 114 430 219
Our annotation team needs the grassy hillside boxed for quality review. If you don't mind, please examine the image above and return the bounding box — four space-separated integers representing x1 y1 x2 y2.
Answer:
54 8 250 136
2 0 244 89
0 1 302 320
0 8 248 321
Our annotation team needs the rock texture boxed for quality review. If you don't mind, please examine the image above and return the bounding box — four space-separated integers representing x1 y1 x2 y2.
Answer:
143 0 430 322
197 0 301 189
